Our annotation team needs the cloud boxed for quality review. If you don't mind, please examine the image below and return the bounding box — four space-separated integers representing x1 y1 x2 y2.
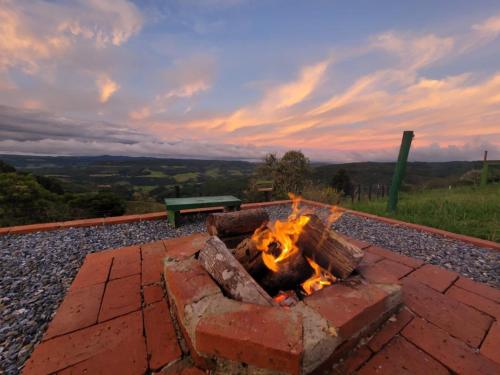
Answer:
0 104 269 159
472 14 500 39
57 0 143 47
96 75 120 103
129 55 215 120
0 0 142 75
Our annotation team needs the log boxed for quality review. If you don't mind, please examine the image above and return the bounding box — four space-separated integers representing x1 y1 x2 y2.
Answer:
221 234 249 249
298 214 364 279
258 251 313 296
198 236 276 306
207 209 269 237
233 237 266 276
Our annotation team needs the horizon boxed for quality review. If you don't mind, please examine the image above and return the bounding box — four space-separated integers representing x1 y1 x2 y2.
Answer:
0 1 499 162
0 152 490 165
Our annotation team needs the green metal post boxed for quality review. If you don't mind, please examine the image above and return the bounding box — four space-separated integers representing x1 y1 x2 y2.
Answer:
480 150 488 187
387 131 414 212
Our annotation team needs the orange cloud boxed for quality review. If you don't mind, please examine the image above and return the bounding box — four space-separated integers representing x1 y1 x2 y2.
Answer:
96 75 120 103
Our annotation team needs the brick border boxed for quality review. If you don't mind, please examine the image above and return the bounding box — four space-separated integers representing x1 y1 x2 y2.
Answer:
301 199 500 251
1 198 498 252
0 200 291 236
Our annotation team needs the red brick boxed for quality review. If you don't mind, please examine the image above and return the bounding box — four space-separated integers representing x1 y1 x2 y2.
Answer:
44 283 105 340
179 368 206 375
99 274 141 322
142 256 164 285
142 240 166 259
8 222 62 234
23 311 145 375
109 246 141 280
358 336 449 375
164 258 220 322
305 282 395 339
331 346 372 375
402 317 500 375
454 277 500 303
163 233 209 260
69 255 112 291
139 212 168 221
481 322 500 365
144 284 164 305
446 285 500 320
102 214 142 225
59 218 104 229
403 279 493 348
0 226 10 235
196 302 303 375
144 300 182 370
368 307 414 353
57 335 147 375
357 262 400 285
366 245 424 269
405 264 458 292
359 251 384 266
377 259 414 279
341 235 372 250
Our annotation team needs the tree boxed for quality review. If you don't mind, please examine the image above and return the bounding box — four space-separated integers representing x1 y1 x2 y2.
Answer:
277 150 311 195
252 150 311 198
331 169 352 194
0 173 66 226
0 160 16 173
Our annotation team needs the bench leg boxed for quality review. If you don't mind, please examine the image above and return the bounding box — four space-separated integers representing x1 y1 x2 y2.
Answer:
167 210 179 227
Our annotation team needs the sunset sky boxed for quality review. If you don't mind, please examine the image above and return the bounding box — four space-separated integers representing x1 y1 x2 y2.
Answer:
0 0 499 162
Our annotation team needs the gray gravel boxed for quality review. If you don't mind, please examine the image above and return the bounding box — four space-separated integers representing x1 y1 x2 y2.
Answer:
1 204 498 374
332 212 500 288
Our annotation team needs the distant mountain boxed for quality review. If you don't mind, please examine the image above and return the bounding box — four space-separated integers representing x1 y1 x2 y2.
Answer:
1 154 482 190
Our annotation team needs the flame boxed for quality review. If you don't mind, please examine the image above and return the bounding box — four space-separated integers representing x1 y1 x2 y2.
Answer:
301 257 336 295
250 193 342 295
251 194 310 272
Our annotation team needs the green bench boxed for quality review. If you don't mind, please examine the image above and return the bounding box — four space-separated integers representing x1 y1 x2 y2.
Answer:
164 195 242 227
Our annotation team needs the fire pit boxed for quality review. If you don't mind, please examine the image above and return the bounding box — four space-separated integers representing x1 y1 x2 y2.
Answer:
164 198 402 374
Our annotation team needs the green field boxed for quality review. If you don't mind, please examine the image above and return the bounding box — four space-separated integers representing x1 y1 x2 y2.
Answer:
174 172 199 183
342 185 500 242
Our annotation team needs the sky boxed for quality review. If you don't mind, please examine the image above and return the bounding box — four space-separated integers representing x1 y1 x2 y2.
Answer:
0 0 499 162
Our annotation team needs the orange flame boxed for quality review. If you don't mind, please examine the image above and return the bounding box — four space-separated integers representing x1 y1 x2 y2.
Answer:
251 193 310 272
251 193 341 295
301 257 336 295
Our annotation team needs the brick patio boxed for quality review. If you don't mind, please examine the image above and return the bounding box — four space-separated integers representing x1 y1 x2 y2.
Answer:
22 232 500 374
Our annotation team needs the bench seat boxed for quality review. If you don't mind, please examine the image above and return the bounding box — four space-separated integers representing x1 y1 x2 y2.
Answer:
164 195 241 227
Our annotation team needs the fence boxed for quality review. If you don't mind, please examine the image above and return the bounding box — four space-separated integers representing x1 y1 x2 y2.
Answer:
348 184 388 203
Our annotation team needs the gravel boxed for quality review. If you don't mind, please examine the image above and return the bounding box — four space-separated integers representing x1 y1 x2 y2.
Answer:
0 204 498 374
332 212 500 288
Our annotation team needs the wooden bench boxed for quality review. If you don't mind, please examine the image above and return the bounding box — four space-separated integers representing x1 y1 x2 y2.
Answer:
164 195 242 227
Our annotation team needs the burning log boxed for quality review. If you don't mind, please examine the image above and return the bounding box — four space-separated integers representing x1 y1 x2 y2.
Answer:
297 214 364 279
258 250 313 296
198 236 276 306
233 237 267 277
207 209 269 237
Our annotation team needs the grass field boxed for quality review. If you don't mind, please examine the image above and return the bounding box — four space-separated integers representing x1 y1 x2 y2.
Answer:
174 172 199 183
342 184 500 242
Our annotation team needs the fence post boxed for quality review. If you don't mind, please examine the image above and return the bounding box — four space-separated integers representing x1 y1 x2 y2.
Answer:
368 185 372 201
357 184 361 202
175 185 180 198
480 150 488 187
387 131 414 212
